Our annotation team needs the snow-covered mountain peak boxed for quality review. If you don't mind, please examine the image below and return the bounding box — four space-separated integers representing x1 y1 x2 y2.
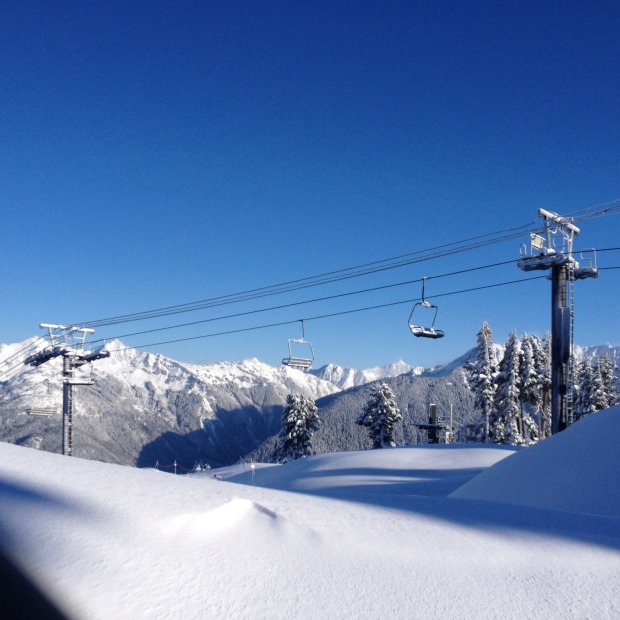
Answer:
310 359 425 390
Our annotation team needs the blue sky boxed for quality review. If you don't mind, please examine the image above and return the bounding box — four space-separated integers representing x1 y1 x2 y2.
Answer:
1 1 619 369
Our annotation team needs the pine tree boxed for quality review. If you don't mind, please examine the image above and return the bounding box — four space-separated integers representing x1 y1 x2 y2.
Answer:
591 363 609 412
596 352 618 407
530 333 552 438
575 357 596 419
356 383 402 449
273 393 320 462
467 321 496 442
490 331 525 445
518 334 540 443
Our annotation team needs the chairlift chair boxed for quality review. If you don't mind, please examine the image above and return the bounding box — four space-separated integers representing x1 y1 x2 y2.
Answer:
573 248 599 280
408 277 445 340
27 407 56 417
282 320 315 371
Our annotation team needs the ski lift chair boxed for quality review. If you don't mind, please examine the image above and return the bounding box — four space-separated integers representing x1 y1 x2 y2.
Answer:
408 277 445 339
282 320 315 371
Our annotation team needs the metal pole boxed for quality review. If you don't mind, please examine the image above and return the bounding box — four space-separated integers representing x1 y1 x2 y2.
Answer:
551 264 570 434
62 355 74 456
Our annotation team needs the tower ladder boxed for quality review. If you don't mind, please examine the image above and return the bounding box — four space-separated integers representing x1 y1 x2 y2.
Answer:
565 259 576 426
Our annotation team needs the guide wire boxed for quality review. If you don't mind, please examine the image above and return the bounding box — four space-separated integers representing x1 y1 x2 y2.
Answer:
564 199 620 222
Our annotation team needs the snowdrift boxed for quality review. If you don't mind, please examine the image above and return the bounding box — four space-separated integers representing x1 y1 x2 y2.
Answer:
0 408 619 619
451 406 620 518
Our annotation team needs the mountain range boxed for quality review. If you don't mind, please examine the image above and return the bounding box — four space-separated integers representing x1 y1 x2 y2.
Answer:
0 337 617 469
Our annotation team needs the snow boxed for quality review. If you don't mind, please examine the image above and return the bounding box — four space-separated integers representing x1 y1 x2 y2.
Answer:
1 411 620 619
451 406 620 517
311 360 425 390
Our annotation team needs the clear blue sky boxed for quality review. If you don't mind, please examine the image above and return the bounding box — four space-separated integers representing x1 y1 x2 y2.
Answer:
2 0 619 369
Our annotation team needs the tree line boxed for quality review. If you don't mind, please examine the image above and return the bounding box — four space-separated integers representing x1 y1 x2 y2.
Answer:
272 325 618 461
467 322 618 445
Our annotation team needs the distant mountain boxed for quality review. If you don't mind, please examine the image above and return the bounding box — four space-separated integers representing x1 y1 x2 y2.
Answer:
573 343 620 364
0 339 339 469
309 359 426 389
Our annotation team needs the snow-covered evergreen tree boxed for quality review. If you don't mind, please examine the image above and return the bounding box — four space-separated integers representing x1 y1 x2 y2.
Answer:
356 383 402 449
596 352 618 407
518 334 540 443
574 357 596 419
467 321 496 443
591 363 610 412
530 333 552 438
273 393 320 462
490 331 526 445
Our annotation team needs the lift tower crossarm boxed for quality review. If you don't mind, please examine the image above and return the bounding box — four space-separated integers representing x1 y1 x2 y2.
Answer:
538 209 581 235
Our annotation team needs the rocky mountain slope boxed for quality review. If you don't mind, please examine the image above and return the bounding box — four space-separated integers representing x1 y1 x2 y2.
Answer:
0 340 339 468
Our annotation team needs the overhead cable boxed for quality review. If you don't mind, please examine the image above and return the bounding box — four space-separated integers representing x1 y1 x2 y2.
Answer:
89 257 521 345
103 274 549 354
77 219 540 328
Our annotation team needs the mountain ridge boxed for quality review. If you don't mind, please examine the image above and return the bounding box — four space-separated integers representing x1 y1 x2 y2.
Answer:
1 337 618 469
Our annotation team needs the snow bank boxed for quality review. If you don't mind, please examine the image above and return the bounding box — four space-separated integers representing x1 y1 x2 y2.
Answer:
224 444 517 498
451 406 620 518
0 413 619 620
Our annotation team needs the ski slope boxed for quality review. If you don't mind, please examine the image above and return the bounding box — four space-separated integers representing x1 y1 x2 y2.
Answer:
0 408 619 619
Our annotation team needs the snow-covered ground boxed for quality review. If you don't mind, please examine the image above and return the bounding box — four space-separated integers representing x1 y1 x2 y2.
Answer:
1 409 619 619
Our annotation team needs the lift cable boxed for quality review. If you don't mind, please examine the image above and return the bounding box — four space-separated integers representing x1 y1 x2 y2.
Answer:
88 257 523 345
563 199 620 222
3 204 617 381
8 265 616 385
87 248 620 347
0 374 61 407
76 220 540 329
0 337 49 382
101 274 550 354
76 202 620 330
0 337 47 371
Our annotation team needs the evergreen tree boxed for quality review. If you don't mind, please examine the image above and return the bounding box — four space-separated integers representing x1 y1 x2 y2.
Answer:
596 352 618 407
273 393 320 462
518 334 540 443
490 331 526 445
356 383 402 449
575 358 596 419
591 363 609 411
467 321 496 443
530 333 552 438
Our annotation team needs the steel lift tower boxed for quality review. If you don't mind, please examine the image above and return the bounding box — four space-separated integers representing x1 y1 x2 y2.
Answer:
24 324 110 456
518 210 598 434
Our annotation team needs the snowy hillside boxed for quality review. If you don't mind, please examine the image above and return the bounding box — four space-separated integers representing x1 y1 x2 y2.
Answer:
0 339 340 468
573 343 620 365
1 407 619 619
0 337 460 468
451 406 620 517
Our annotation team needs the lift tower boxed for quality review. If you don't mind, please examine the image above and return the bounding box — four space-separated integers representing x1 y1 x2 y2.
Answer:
24 324 110 456
518 210 598 434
